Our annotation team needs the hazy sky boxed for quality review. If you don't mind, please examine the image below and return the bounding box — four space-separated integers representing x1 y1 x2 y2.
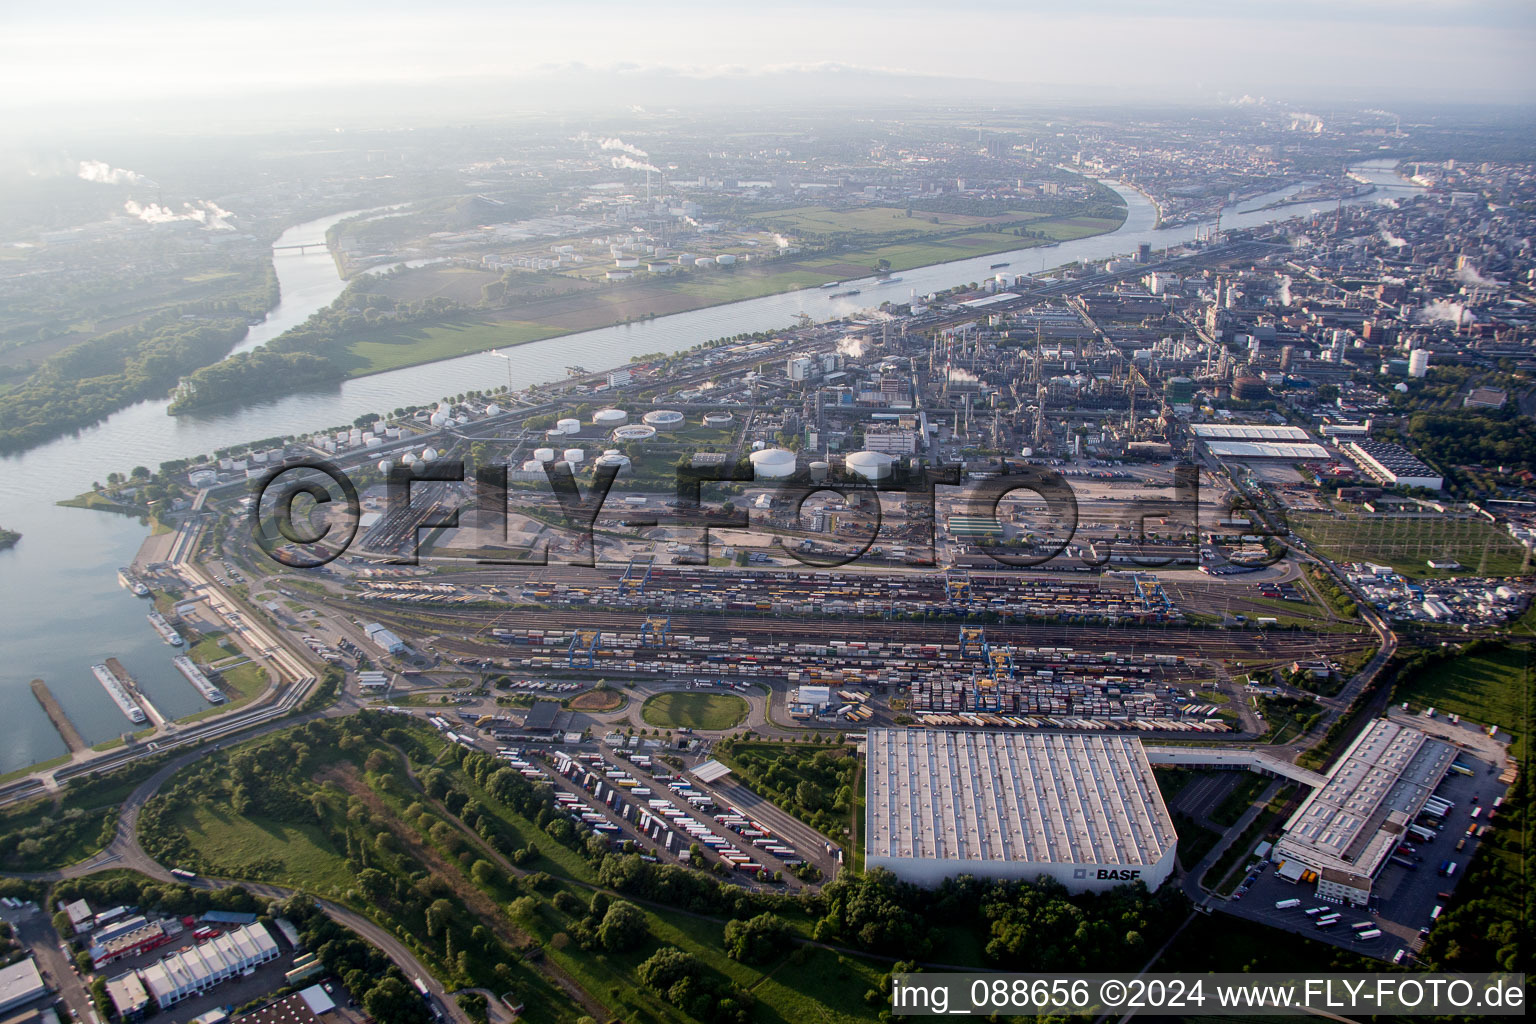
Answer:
5 0 1534 122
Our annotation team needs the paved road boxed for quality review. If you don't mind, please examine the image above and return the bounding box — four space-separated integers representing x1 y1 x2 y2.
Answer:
8 903 95 1024
1180 778 1283 904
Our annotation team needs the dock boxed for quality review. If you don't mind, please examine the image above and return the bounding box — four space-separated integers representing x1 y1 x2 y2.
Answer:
146 609 184 646
30 679 87 753
103 658 167 728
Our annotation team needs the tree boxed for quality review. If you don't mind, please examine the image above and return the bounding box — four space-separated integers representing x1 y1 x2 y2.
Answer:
636 947 701 992
363 977 428 1024
723 913 791 964
597 900 648 952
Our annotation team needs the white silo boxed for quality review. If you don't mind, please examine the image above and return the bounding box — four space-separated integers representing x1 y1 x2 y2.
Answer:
749 447 796 480
534 447 556 463
563 448 585 464
557 417 582 435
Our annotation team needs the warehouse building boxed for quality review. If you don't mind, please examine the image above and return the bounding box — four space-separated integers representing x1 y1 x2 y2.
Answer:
1340 440 1443 491
865 729 1176 890
140 923 281 1009
0 959 47 1016
1271 719 1456 905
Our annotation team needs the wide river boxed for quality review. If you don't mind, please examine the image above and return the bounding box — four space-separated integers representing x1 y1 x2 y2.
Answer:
0 160 1422 772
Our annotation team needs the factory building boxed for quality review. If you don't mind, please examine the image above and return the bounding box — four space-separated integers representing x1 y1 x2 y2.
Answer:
865 729 1176 891
1271 719 1456 905
362 623 406 655
0 959 47 1016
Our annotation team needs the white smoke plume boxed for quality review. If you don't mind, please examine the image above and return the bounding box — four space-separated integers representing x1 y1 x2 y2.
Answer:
772 233 791 249
610 155 660 174
837 336 866 358
1276 275 1293 306
1456 264 1498 289
1417 300 1470 326
1379 230 1407 248
947 367 980 383
124 199 236 230
78 160 147 186
598 137 648 159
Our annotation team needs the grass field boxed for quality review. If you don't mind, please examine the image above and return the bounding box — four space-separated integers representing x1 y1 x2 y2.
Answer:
1294 516 1532 578
1394 645 1530 757
167 803 354 892
640 691 749 730
337 206 1126 378
568 688 625 712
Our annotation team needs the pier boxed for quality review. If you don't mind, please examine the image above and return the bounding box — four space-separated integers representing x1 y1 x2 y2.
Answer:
30 679 86 753
104 658 167 728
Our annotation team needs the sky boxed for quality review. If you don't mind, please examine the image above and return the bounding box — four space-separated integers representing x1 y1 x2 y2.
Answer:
4 0 1534 128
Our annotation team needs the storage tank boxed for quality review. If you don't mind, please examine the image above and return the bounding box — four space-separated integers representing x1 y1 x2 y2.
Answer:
421 447 439 463
521 460 542 473
612 424 657 442
693 256 715 267
846 450 893 481
592 408 628 427
485 404 501 416
716 253 737 266
401 452 417 466
556 417 581 435
386 426 402 439
642 409 684 429
429 412 449 427
809 461 830 483
534 447 556 463
749 447 796 480
595 450 631 470
377 459 394 474
702 411 734 426
563 448 585 464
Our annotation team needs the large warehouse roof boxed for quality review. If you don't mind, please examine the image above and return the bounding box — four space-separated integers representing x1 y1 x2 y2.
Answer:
1203 441 1330 460
0 958 47 1015
866 729 1175 869
1274 719 1455 884
1191 424 1313 441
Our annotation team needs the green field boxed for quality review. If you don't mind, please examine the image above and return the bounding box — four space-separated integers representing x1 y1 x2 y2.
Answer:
1294 515 1532 578
1395 645 1530 757
165 802 354 892
640 691 750 730
336 206 1126 378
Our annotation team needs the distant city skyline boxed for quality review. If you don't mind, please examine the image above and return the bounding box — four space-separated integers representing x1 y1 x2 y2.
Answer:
4 0 1534 130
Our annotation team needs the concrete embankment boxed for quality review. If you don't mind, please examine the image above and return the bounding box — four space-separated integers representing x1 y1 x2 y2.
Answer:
30 678 86 753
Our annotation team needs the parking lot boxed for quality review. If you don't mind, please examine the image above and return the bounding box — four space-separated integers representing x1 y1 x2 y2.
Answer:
1209 746 1508 963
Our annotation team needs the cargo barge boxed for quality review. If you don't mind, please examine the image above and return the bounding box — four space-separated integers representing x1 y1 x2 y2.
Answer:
146 609 184 646
91 664 147 724
117 567 149 597
172 655 225 703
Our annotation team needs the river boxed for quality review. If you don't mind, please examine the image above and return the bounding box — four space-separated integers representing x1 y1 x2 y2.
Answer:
0 159 1422 772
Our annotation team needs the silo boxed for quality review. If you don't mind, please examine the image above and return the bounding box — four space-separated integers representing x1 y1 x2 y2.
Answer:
845 450 893 481
534 447 556 463
563 448 585 464
557 417 582 434
749 448 796 480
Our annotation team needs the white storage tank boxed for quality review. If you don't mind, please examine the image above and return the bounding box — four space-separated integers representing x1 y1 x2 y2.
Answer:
377 459 394 474
421 447 439 463
595 450 631 470
611 424 657 442
556 417 582 435
429 412 449 427
563 448 585 464
534 447 556 463
749 447 796 480
846 450 893 481
386 426 402 439
521 460 543 473
401 452 418 466
715 253 737 266
592 408 628 427
642 409 684 429
809 461 830 483
485 403 501 416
